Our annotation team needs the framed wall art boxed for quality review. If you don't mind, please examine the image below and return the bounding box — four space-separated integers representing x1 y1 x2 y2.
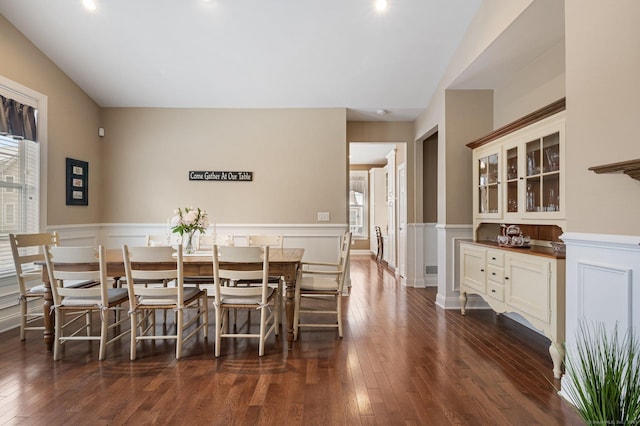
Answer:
65 157 88 206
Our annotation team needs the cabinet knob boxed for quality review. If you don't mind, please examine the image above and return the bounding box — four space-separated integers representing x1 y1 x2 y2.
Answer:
480 269 485 272
491 289 496 293
505 277 509 280
491 257 496 260
519 177 524 180
492 272 496 276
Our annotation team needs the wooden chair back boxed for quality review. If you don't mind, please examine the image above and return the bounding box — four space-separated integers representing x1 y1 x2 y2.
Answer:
9 232 58 294
43 245 108 306
122 245 186 306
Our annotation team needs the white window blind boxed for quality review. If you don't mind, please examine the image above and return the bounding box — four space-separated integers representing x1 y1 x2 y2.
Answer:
349 171 368 239
0 135 39 275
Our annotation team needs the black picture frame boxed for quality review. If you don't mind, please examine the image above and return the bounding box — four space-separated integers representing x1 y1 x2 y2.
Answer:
66 158 88 206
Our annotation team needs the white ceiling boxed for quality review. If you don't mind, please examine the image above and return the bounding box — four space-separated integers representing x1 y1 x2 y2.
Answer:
349 143 396 165
0 0 482 122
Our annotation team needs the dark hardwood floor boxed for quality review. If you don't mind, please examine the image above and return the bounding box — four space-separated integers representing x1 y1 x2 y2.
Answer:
0 254 583 425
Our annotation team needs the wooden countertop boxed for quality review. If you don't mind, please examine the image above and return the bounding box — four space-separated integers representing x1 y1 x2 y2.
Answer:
463 240 566 259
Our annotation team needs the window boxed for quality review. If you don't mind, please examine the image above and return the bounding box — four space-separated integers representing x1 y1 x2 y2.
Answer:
0 78 43 277
4 203 15 225
349 171 368 239
4 175 14 192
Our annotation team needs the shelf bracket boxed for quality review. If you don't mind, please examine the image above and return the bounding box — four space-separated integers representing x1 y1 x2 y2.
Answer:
588 158 640 182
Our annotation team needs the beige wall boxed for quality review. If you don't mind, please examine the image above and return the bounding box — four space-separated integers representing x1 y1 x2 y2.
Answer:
347 121 415 222
493 40 566 128
0 15 103 226
423 133 438 223
414 0 533 227
444 90 494 225
564 0 640 235
101 108 347 224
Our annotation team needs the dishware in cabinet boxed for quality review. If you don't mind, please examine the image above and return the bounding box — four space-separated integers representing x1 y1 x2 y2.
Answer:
523 129 562 216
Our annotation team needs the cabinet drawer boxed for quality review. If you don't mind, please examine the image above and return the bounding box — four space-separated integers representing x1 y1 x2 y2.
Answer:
486 281 504 301
487 251 504 267
487 265 504 283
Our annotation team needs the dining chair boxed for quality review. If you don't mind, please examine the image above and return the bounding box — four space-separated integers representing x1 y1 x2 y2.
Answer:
293 231 351 340
374 226 384 262
197 233 235 249
43 245 130 360
146 233 182 247
122 244 208 360
9 232 98 341
183 233 236 290
9 232 59 341
212 245 278 357
246 235 284 321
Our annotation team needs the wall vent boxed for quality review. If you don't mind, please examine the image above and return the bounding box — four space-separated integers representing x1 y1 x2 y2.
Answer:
425 265 438 275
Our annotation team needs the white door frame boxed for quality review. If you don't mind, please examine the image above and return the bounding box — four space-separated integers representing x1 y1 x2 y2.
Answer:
398 163 407 283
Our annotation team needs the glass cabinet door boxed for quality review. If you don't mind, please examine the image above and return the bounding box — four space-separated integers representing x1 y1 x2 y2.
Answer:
542 132 560 212
524 131 560 213
478 152 499 214
505 146 519 213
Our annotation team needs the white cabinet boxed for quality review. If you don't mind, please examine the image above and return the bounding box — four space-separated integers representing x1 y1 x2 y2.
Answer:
459 241 566 379
470 110 566 232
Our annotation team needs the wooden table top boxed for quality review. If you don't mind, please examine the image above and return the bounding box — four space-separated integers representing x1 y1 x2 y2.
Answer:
104 247 305 264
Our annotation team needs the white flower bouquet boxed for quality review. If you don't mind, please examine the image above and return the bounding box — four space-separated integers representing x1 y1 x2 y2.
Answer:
170 207 209 236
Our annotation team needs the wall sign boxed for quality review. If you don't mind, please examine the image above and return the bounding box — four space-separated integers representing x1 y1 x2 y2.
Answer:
66 158 88 206
189 171 253 181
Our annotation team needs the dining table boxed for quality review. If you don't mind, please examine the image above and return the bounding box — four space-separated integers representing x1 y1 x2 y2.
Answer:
38 247 305 352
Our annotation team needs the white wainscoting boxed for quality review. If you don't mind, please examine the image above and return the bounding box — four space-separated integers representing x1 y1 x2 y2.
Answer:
435 224 474 309
0 223 347 333
404 223 438 288
559 232 640 402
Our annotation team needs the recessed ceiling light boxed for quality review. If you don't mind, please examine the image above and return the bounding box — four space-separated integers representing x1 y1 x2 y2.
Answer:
375 0 388 12
82 0 97 11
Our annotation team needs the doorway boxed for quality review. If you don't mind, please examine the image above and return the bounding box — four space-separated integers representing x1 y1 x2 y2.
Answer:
348 142 406 275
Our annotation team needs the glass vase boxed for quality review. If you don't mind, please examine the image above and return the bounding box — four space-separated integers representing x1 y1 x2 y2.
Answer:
183 231 195 254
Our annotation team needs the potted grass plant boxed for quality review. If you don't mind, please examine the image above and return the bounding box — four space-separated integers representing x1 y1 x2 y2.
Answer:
562 321 640 425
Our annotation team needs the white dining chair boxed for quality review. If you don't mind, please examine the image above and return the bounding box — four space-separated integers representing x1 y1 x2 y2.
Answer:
246 235 285 321
212 245 278 357
294 231 351 339
182 233 236 291
9 232 58 341
10 232 99 341
122 244 208 360
44 245 130 360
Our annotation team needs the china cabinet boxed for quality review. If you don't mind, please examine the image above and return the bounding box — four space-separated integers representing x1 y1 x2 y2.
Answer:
461 99 567 379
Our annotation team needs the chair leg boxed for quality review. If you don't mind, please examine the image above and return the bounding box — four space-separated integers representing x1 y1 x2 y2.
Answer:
215 307 223 357
337 294 343 338
86 310 92 336
54 310 63 361
274 290 280 337
130 312 137 361
176 309 183 359
99 309 108 360
259 304 267 357
201 294 209 339
20 299 27 341
293 289 300 341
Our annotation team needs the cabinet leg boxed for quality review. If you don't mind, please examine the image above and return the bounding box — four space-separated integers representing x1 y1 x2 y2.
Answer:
549 341 565 379
460 292 467 315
